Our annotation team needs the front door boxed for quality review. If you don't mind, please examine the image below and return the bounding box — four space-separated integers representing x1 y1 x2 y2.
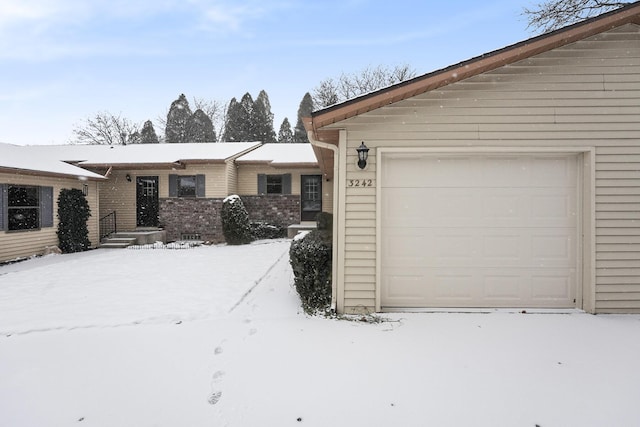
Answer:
136 176 159 227
301 175 322 222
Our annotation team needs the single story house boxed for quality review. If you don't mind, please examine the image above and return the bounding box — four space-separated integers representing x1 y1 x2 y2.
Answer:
0 143 104 263
1 142 330 261
305 3 640 314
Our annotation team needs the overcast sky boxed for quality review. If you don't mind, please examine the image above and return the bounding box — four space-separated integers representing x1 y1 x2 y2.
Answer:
0 0 533 145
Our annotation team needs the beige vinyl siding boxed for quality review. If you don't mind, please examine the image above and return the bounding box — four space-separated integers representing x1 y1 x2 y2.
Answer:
98 170 137 232
326 24 640 314
226 160 238 195
98 165 227 232
595 146 640 313
236 164 333 213
0 173 100 263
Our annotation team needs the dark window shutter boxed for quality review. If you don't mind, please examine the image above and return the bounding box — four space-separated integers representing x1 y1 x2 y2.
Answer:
169 175 178 197
257 174 266 195
196 175 206 197
282 174 292 195
0 184 5 231
40 186 54 228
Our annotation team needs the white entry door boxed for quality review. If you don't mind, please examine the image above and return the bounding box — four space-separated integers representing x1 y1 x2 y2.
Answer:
380 154 579 309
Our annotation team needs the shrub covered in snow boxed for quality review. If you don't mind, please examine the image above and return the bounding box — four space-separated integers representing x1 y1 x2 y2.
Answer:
57 188 92 253
221 195 254 245
289 214 333 314
250 221 286 240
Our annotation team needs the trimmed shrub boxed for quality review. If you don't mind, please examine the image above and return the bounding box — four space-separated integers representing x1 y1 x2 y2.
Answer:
57 188 92 253
221 195 253 245
289 224 332 314
315 212 333 236
250 221 286 240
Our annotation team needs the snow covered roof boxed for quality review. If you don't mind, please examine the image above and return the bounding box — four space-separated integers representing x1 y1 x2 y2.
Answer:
235 143 318 166
0 143 105 179
23 142 261 167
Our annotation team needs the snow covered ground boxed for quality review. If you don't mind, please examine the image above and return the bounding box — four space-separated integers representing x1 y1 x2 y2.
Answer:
1 240 640 427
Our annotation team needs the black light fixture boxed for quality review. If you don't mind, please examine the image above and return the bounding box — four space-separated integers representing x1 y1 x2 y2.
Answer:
356 142 369 170
126 174 132 182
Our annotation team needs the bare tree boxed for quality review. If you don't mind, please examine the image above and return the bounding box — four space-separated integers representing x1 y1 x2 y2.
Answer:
72 112 140 145
312 64 416 109
524 0 631 33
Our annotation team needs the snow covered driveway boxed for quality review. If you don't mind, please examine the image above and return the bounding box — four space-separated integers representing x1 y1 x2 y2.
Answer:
0 241 287 335
1 240 640 426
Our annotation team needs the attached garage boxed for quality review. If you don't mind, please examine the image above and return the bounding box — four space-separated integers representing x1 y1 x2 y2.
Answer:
304 3 640 314
380 153 580 309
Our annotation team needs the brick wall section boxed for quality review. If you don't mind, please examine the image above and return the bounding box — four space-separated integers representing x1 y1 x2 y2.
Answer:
240 194 301 227
159 198 224 242
159 195 301 242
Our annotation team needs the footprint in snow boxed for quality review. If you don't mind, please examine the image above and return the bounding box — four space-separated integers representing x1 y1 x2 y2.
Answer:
208 371 225 405
208 391 222 405
249 328 257 336
214 346 224 355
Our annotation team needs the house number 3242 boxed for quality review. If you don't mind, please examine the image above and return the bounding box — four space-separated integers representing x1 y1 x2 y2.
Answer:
348 179 373 187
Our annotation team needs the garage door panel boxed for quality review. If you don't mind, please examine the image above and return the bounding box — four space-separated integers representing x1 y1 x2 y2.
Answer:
383 155 480 187
483 274 524 300
383 189 576 228
382 227 576 269
531 272 575 300
381 154 579 309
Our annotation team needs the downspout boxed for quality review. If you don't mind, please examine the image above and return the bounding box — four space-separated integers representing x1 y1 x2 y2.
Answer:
307 131 340 313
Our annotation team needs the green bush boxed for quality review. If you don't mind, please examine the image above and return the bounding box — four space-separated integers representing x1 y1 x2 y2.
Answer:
221 195 254 245
289 226 332 314
57 188 92 253
315 211 333 236
250 221 286 240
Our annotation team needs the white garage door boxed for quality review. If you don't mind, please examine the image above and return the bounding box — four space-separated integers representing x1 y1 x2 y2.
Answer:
381 154 579 309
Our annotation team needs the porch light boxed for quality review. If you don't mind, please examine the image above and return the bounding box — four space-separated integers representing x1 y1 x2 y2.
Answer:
356 142 369 170
126 174 132 182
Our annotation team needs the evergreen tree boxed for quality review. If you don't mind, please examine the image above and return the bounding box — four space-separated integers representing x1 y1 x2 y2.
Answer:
186 109 216 142
253 90 277 143
165 94 192 143
139 120 159 144
222 93 254 142
57 189 91 253
294 92 313 143
277 118 294 143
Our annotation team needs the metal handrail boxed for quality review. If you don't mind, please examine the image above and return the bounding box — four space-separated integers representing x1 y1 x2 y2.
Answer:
99 211 117 240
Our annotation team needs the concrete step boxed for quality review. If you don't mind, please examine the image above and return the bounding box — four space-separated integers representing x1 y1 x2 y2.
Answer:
111 230 167 245
99 237 137 249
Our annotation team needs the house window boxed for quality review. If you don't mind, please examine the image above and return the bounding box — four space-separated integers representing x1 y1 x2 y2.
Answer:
168 174 205 198
257 173 291 195
8 186 40 231
178 176 196 197
266 175 283 194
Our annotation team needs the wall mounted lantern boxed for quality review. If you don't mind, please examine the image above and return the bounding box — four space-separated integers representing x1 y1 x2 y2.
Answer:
356 142 369 170
126 174 132 182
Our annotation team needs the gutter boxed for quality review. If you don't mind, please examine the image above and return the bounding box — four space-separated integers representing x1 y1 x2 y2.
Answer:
307 131 339 313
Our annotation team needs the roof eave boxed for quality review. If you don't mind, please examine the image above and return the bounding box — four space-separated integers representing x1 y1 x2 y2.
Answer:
0 166 105 180
78 162 187 170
